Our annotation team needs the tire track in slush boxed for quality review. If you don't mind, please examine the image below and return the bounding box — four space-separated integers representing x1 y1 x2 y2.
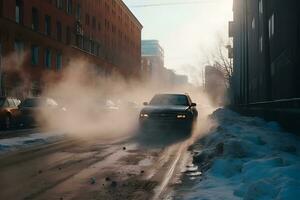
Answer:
153 141 187 200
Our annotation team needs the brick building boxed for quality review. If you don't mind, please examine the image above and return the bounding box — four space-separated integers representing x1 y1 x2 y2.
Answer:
0 0 142 97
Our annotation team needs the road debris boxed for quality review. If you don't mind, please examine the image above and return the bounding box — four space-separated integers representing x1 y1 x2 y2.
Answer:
90 177 96 185
111 181 117 188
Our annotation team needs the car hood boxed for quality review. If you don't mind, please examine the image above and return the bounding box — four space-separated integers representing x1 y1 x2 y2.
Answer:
141 105 189 113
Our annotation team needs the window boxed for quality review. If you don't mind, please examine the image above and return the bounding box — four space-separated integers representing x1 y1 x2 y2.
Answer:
85 14 90 26
56 0 63 9
98 23 101 31
32 7 39 31
259 0 263 15
0 0 3 16
66 0 72 14
268 13 275 39
56 53 62 70
76 4 81 19
14 40 24 58
56 21 62 41
96 43 100 56
251 18 255 30
259 36 263 52
15 0 23 24
45 48 52 68
45 15 51 36
66 26 71 45
31 45 39 65
92 16 96 29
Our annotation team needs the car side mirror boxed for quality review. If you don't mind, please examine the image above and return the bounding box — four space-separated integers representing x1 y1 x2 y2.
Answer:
191 103 197 107
143 102 149 106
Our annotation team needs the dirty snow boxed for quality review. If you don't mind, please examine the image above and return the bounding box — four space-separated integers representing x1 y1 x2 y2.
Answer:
0 132 64 154
174 108 300 200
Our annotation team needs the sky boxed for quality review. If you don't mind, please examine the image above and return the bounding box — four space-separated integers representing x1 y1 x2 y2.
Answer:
123 0 233 85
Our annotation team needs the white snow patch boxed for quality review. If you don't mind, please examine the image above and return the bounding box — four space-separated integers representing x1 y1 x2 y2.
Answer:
0 132 64 154
174 108 300 200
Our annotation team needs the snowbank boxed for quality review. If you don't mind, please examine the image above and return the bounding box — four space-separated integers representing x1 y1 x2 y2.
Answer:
175 108 300 200
0 132 64 154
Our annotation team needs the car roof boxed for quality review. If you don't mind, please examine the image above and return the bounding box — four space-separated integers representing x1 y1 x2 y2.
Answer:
154 93 189 97
24 97 49 100
0 96 20 99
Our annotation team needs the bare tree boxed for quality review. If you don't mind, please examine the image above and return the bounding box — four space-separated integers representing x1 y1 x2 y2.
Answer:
203 34 233 87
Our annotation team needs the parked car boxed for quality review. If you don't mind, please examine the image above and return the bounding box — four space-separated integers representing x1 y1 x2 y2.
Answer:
139 93 198 133
18 97 65 127
0 97 21 130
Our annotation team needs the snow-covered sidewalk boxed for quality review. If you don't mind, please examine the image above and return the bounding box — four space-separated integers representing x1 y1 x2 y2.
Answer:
175 108 300 200
0 132 64 154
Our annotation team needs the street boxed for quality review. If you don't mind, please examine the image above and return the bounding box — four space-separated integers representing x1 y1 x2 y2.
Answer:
0 0 299 199
0 127 198 200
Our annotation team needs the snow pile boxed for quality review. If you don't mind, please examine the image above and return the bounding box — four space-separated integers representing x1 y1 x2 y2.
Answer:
0 132 64 154
175 108 300 200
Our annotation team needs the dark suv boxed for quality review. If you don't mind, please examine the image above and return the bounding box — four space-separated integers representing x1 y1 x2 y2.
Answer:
0 97 21 130
139 94 198 133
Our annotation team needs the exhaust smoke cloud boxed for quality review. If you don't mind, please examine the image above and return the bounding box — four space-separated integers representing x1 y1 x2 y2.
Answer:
36 59 217 141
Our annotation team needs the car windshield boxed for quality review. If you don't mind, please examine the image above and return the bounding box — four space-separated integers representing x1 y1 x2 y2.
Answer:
20 99 41 108
149 94 189 106
20 98 58 108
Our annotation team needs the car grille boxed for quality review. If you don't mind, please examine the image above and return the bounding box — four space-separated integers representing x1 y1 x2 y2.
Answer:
149 113 177 120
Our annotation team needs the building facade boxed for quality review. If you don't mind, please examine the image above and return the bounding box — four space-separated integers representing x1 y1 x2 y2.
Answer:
0 0 142 98
141 40 164 81
230 0 300 105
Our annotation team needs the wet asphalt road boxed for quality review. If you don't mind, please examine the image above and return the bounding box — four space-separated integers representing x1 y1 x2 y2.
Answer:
0 128 194 200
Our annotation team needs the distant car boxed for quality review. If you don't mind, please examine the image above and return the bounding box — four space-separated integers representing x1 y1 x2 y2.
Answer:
139 94 198 133
116 100 139 111
0 97 21 129
17 97 64 127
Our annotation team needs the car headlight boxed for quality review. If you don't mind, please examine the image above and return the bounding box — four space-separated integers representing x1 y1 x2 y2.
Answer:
177 114 186 119
140 113 149 118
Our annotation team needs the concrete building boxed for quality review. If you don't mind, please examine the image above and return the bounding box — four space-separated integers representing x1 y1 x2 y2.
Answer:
0 0 142 97
141 40 164 81
230 0 300 106
164 69 188 86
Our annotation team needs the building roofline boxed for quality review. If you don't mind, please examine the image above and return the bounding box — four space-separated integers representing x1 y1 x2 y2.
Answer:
119 0 143 29
142 39 159 42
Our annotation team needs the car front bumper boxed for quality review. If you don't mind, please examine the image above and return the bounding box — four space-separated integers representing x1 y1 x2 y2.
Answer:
139 118 193 130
